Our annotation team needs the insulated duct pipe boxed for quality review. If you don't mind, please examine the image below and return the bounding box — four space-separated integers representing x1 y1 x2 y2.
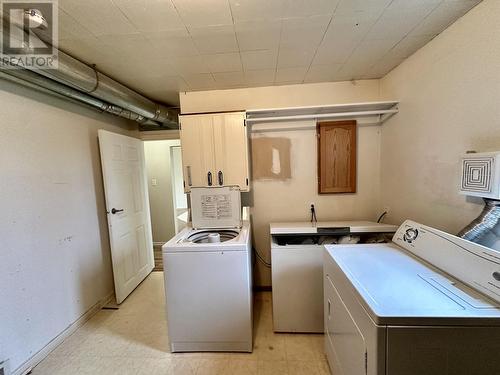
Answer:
1 22 179 127
458 199 500 242
0 67 161 125
34 49 179 126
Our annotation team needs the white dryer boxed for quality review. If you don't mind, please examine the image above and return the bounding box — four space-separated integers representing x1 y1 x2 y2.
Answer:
162 187 252 352
323 220 500 375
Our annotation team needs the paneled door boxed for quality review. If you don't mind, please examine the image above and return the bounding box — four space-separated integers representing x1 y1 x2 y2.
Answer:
213 112 249 190
98 130 154 304
179 114 216 191
317 120 357 194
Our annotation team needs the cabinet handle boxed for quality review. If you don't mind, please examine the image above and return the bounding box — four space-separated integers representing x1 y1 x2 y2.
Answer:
207 171 213 186
218 171 224 186
186 166 192 186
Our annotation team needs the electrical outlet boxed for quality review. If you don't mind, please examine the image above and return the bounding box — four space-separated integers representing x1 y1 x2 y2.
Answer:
0 359 11 375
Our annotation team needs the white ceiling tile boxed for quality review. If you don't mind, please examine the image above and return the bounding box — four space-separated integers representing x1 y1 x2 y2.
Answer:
362 57 404 78
275 67 307 83
334 63 369 81
235 20 282 51
59 0 137 36
386 0 442 11
277 48 316 68
182 73 216 90
121 74 189 93
146 89 182 105
97 33 155 57
367 5 438 41
323 11 380 44
168 55 211 74
241 50 278 70
213 71 246 88
228 0 286 22
57 37 110 62
280 15 331 50
244 69 276 86
55 0 478 101
144 29 200 58
335 0 392 15
344 38 399 71
383 34 435 61
172 0 233 27
313 38 360 65
58 9 95 40
411 1 481 36
113 0 184 32
189 25 239 54
204 53 243 73
283 0 340 17
304 64 343 83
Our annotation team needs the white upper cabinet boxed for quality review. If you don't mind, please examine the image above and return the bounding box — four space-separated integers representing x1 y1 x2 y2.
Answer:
180 112 249 192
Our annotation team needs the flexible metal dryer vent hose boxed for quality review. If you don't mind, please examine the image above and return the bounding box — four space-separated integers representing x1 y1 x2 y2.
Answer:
458 198 500 242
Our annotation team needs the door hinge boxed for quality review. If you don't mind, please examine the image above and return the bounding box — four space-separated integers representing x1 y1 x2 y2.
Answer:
246 178 249 186
244 119 247 127
365 351 368 374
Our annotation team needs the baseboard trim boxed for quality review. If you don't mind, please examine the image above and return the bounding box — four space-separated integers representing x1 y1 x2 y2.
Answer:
13 291 115 375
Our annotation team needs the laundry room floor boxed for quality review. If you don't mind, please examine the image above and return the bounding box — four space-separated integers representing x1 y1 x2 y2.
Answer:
31 272 329 375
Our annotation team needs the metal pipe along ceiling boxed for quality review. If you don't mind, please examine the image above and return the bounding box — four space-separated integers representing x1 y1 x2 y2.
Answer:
0 68 156 124
1 23 179 128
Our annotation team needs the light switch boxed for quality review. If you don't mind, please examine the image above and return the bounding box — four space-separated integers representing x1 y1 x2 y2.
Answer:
152 178 158 186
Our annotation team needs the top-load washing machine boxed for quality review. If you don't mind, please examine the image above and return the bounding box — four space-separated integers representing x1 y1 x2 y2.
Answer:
162 186 252 353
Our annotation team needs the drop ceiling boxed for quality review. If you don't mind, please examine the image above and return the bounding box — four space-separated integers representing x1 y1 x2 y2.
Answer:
56 0 481 105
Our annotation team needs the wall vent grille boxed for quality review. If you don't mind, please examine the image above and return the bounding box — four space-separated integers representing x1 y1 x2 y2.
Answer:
460 152 500 199
461 158 493 193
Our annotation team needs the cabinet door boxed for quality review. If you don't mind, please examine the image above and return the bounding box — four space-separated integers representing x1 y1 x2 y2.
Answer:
317 120 357 194
213 112 249 191
180 115 215 191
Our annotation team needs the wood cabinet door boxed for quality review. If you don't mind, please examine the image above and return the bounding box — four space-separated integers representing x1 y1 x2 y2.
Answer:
213 112 249 191
179 114 216 191
317 120 357 194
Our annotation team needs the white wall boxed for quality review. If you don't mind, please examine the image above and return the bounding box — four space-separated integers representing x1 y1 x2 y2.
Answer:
379 0 500 234
144 140 181 243
0 81 136 373
181 80 382 286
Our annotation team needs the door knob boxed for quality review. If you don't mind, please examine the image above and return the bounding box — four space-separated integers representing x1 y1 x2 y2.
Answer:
111 208 124 214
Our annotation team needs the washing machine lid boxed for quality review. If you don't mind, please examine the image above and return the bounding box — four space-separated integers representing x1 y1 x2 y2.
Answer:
325 220 500 325
190 186 242 229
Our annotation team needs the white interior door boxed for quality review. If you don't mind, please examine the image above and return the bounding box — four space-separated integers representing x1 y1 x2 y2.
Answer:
98 130 154 304
170 145 188 234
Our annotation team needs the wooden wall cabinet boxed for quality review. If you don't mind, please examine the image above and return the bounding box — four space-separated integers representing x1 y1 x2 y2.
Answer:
179 112 250 192
317 120 357 194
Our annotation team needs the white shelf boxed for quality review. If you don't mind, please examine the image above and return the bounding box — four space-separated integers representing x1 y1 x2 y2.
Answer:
245 100 399 130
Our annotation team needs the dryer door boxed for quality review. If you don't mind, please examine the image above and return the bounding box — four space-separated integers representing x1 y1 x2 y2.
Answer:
325 275 367 375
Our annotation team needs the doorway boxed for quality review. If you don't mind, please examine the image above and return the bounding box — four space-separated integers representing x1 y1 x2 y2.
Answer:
144 140 187 271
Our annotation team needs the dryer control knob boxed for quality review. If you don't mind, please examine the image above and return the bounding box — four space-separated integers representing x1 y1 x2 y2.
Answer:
403 228 419 243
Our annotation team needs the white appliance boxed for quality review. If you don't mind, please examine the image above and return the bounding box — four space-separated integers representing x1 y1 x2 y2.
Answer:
270 221 397 333
162 186 252 352
324 220 500 375
460 151 500 199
